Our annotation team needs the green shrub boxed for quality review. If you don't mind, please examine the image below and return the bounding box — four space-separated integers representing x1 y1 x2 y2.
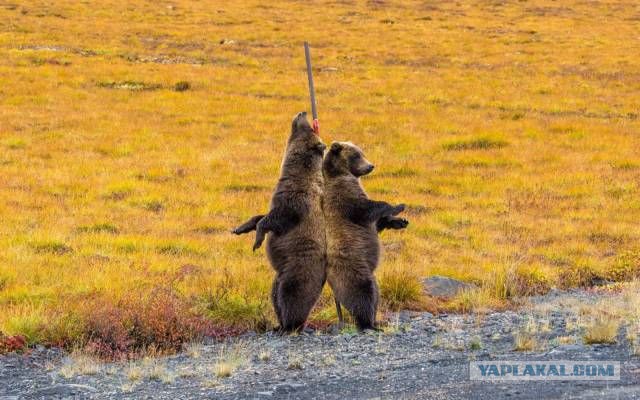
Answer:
443 136 508 151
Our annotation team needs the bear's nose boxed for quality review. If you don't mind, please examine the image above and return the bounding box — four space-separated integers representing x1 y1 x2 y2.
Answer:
366 164 375 173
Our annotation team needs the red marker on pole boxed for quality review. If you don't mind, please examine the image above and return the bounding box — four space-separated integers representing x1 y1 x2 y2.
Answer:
304 42 319 134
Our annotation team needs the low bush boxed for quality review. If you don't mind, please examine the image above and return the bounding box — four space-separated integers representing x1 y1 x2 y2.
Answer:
65 286 237 359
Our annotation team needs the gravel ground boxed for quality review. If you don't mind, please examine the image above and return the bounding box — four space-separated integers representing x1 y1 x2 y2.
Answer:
2 289 639 400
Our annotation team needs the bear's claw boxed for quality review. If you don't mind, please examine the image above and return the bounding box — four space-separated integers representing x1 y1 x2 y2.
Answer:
391 204 405 216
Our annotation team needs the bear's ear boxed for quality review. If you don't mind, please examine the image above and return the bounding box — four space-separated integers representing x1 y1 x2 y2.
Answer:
330 142 342 154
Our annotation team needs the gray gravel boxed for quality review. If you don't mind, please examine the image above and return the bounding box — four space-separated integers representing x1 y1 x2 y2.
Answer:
1 289 639 399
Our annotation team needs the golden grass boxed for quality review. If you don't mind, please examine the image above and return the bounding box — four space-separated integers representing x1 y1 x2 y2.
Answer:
513 331 538 352
125 362 143 382
257 350 271 362
1 0 640 351
287 354 304 370
583 317 620 345
555 336 576 345
58 350 102 378
212 342 247 378
378 266 423 310
145 359 174 384
184 341 203 359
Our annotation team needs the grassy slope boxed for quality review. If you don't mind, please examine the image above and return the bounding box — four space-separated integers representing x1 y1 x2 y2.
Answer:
0 0 639 350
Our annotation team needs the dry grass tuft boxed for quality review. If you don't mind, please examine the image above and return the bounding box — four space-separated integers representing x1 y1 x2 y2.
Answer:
287 355 304 370
185 342 204 359
213 362 233 378
59 350 101 378
555 336 576 345
147 362 174 384
257 350 271 362
583 317 620 345
213 343 247 378
378 268 423 311
513 331 538 352
632 343 640 357
125 362 143 382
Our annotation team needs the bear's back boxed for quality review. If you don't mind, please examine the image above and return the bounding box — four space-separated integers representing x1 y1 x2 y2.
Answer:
266 169 326 273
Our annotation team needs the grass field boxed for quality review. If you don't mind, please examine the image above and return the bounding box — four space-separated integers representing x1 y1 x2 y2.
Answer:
1 0 639 356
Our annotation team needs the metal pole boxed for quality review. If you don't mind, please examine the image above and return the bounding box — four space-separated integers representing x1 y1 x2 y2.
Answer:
304 42 319 134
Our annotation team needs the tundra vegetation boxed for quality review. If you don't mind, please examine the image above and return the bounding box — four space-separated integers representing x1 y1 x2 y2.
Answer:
0 0 639 357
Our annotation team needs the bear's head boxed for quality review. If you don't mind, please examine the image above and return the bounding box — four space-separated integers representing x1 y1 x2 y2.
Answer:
286 112 326 168
323 141 374 178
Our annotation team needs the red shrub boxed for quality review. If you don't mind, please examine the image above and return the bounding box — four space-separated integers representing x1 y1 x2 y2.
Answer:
0 333 27 353
80 298 134 359
77 286 242 359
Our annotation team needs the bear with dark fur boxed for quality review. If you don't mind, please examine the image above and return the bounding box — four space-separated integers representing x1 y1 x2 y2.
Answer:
322 141 407 330
232 112 327 333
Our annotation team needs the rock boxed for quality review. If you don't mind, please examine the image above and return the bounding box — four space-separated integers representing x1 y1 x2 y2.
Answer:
591 278 614 286
422 276 476 298
274 382 306 393
30 384 97 397
397 310 422 322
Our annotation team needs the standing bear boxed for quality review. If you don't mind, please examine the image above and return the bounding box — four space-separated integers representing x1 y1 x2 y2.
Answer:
233 112 327 333
322 141 406 331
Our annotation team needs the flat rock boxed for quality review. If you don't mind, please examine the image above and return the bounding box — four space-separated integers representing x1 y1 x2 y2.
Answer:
422 275 476 298
30 384 97 397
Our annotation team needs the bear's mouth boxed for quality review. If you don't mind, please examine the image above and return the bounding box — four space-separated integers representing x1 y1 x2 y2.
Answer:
353 163 374 177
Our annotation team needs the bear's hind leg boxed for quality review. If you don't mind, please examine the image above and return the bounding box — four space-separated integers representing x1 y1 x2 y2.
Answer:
334 298 345 329
277 274 324 333
271 276 283 330
344 278 379 331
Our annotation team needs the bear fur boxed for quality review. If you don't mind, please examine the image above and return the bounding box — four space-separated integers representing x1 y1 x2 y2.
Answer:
322 141 406 330
233 112 326 333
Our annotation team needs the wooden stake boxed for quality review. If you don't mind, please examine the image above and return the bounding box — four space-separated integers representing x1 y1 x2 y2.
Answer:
304 42 319 134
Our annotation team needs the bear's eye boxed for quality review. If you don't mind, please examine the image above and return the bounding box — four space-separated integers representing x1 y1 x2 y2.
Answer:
348 153 360 163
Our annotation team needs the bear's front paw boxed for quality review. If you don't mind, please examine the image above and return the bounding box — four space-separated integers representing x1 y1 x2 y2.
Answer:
391 218 409 229
233 225 253 235
252 237 265 251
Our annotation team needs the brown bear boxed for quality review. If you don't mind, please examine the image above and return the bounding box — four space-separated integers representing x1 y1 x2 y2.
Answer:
232 112 327 333
322 141 406 331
